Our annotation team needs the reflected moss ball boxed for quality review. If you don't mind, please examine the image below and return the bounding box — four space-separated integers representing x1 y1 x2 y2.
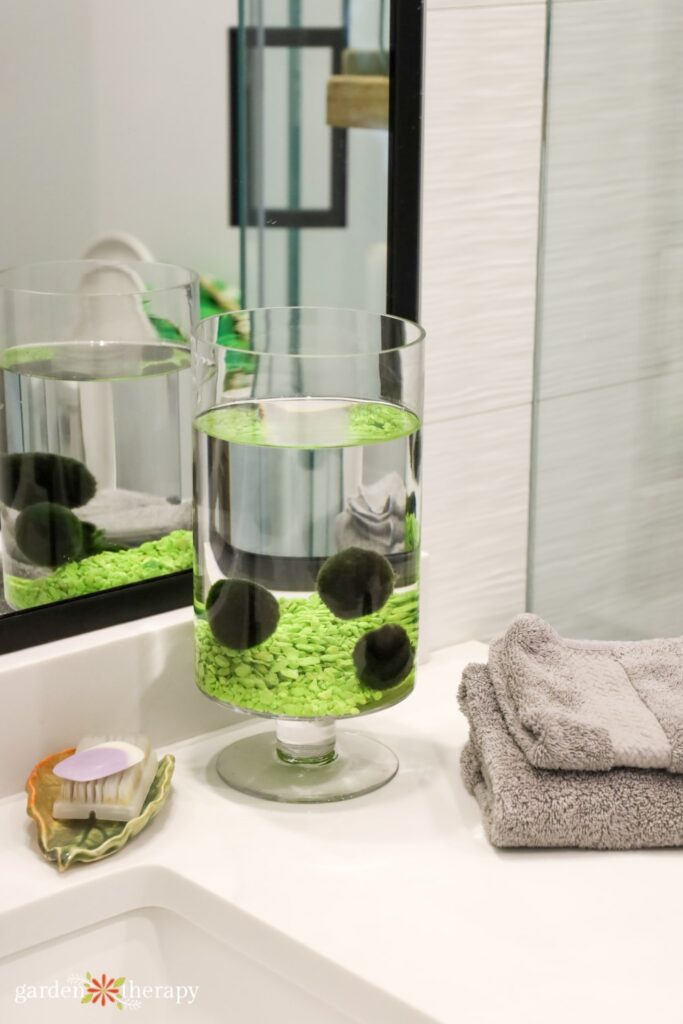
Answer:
206 578 280 650
353 624 414 690
15 502 85 567
0 452 97 510
316 547 394 620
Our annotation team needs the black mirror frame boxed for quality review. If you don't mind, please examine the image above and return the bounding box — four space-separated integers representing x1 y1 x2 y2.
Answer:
0 0 424 655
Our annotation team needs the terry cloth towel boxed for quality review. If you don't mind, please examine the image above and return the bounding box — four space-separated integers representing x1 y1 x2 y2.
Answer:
459 664 683 849
488 614 683 773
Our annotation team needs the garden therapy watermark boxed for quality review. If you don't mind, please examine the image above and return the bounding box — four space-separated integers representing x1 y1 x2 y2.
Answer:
14 973 200 1010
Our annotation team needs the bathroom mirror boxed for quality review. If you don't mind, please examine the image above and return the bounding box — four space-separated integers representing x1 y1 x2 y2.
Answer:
0 0 423 652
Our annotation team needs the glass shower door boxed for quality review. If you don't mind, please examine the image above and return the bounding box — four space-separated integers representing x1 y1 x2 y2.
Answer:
528 0 683 639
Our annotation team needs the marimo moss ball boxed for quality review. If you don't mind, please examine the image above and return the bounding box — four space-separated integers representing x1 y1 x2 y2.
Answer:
206 578 280 650
353 624 414 690
317 547 394 620
80 520 110 557
0 452 97 510
15 502 85 567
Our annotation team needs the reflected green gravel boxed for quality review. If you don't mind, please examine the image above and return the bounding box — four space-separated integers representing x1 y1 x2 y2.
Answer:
6 529 193 609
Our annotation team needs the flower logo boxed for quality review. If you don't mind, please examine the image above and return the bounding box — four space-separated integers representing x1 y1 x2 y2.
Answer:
81 973 125 1009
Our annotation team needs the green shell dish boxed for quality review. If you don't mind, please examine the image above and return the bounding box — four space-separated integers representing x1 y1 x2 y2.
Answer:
26 749 175 871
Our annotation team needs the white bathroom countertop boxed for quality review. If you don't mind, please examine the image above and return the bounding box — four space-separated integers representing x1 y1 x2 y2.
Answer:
1 639 682 1023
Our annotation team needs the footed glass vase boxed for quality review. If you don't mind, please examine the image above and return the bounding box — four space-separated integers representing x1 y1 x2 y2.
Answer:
193 307 424 802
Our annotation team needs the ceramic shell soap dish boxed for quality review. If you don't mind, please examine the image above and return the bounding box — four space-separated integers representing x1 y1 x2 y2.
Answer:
26 736 174 871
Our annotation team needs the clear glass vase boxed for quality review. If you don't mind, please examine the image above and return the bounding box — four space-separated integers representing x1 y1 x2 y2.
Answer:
193 307 424 802
0 260 198 610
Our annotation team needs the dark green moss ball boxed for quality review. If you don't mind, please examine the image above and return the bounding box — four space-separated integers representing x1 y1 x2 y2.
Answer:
0 452 97 510
317 547 394 620
206 578 280 650
15 502 85 567
80 520 111 557
353 624 414 690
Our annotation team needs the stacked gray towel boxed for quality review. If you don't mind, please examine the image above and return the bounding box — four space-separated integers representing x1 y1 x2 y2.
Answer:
459 615 683 849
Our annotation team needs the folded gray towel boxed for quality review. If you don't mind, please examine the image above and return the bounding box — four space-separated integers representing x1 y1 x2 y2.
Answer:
488 614 683 772
459 663 683 849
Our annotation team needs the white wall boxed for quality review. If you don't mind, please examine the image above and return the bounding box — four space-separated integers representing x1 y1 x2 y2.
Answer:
0 0 96 266
0 0 240 279
421 0 546 648
89 0 240 280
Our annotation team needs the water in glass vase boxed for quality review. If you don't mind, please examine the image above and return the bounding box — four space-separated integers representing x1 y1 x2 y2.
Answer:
0 340 193 609
194 396 421 720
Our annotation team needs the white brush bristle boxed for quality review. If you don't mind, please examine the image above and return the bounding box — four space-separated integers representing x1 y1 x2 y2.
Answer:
52 735 157 822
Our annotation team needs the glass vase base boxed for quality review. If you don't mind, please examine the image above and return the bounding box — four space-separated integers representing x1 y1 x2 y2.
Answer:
215 728 399 804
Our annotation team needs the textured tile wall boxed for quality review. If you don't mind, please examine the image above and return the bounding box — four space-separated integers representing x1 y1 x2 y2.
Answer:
421 2 546 648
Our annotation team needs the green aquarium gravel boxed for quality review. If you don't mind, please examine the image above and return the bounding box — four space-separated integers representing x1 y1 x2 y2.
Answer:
195 587 419 719
6 530 192 609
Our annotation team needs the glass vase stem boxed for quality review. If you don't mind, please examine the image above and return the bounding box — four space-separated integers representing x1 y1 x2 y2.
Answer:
276 720 337 766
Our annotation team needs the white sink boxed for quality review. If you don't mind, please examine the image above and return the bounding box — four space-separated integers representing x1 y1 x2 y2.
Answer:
0 866 424 1024
2 906 359 1022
